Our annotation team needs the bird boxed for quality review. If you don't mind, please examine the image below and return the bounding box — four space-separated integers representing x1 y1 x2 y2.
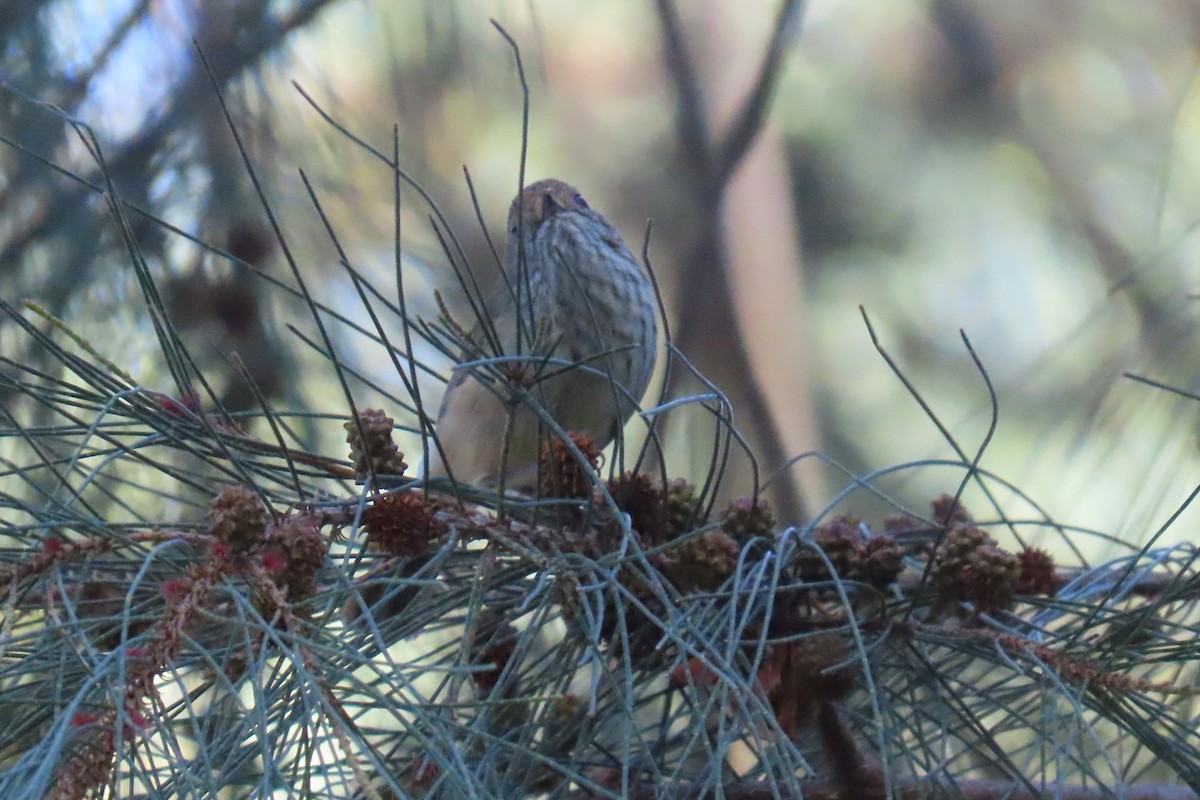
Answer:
425 178 658 491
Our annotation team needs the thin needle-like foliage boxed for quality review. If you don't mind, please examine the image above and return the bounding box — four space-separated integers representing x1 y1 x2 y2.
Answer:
2 14 1200 800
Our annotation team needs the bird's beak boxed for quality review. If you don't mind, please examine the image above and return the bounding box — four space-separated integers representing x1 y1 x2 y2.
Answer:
540 191 562 220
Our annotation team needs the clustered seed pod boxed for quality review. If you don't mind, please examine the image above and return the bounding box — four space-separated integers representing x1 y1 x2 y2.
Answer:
659 529 741 592
344 408 408 480
607 471 668 545
719 496 776 544
799 516 861 579
931 521 1020 614
259 512 327 602
364 491 448 558
662 478 700 540
858 535 905 588
1016 547 1057 596
798 515 904 590
931 493 973 527
208 484 268 552
538 432 602 499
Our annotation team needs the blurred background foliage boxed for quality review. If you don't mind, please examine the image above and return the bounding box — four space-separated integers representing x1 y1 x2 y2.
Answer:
4 0 1200 553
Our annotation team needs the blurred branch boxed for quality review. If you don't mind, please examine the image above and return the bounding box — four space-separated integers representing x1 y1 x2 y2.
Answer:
653 0 713 188
652 0 808 523
0 0 341 416
655 0 803 193
0 0 339 291
716 0 804 188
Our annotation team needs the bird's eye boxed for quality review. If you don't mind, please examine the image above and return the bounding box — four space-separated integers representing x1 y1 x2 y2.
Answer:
574 193 589 209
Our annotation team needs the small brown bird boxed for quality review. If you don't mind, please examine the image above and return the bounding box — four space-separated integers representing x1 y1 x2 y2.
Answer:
426 179 658 489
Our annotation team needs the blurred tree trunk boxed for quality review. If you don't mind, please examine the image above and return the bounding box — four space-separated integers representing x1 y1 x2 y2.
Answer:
653 0 814 524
